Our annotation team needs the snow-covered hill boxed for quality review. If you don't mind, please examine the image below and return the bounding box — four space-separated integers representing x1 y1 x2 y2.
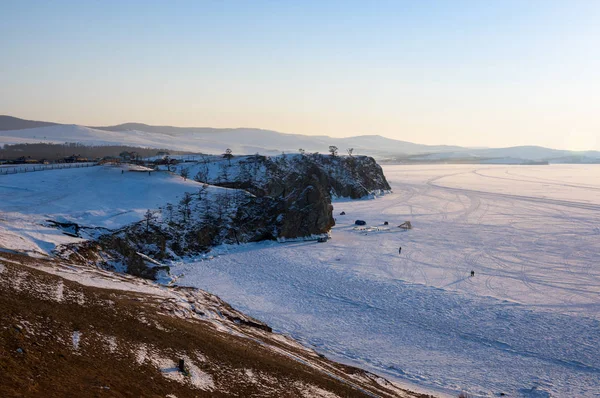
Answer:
0 115 59 131
0 164 220 255
2 114 599 165
409 146 600 163
0 252 424 398
0 124 197 150
0 123 460 158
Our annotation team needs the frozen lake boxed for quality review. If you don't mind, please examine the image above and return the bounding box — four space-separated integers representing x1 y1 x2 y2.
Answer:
172 164 600 397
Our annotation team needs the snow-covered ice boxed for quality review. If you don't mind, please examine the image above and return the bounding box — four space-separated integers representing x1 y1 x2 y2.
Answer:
171 164 600 397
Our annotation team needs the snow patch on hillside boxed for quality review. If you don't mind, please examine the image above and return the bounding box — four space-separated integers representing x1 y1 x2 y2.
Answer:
72 331 81 350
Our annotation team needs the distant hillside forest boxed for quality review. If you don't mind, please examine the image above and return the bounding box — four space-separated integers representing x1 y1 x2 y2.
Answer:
0 143 190 161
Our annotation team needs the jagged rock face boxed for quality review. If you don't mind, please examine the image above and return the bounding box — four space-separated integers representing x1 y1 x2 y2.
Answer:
276 164 335 238
200 157 339 239
197 153 390 200
225 162 336 239
87 179 334 278
321 155 391 198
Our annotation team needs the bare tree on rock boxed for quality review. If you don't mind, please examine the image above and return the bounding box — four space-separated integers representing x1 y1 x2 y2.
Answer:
223 148 233 165
180 167 189 181
179 192 193 222
144 209 155 233
165 203 174 224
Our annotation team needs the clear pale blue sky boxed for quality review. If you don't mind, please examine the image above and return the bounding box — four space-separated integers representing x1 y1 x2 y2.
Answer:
1 0 599 150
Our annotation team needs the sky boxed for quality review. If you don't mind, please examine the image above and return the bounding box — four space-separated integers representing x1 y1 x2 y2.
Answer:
1 0 599 150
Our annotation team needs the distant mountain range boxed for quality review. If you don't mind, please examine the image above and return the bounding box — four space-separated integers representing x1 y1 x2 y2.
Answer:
0 115 59 131
1 115 599 164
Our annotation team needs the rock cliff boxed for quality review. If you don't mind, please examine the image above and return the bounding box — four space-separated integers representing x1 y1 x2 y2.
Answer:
63 153 389 279
183 153 391 199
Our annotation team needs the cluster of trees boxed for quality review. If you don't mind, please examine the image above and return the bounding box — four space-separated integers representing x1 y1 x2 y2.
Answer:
1 142 357 164
153 184 249 227
298 146 354 158
0 142 188 161
138 183 255 253
217 146 355 166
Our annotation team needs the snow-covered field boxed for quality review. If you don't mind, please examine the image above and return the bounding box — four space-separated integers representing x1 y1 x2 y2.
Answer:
172 164 600 397
0 165 229 254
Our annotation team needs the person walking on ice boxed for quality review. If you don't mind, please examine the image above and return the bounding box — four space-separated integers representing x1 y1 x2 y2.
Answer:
398 246 402 255
471 270 475 277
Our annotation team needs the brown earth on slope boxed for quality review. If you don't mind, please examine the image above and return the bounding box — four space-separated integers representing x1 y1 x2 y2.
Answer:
0 253 435 398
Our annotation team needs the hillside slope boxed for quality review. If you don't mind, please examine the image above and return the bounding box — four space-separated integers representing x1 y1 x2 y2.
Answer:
2 116 599 162
0 116 463 157
0 164 216 255
0 115 59 131
0 253 432 398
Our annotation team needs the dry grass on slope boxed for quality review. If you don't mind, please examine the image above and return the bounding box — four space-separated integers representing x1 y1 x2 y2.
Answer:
0 253 434 398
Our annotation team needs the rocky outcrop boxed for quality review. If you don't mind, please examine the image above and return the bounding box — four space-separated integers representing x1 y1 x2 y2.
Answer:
316 155 391 198
63 153 388 279
191 153 390 200
68 169 335 278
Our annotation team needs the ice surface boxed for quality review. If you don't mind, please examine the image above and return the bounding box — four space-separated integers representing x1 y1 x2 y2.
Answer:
172 164 600 397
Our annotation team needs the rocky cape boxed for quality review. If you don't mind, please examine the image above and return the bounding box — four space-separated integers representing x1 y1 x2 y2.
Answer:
61 154 391 280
